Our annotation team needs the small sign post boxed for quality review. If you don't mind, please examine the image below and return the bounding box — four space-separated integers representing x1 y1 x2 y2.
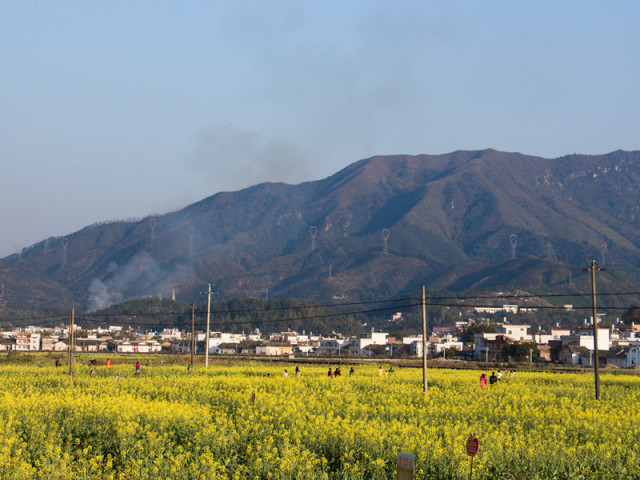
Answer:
465 433 479 480
397 452 415 480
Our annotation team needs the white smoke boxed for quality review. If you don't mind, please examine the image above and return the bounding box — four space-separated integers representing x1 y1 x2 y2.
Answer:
87 252 193 311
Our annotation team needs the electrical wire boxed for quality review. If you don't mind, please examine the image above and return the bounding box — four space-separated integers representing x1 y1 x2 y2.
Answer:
69 302 422 329
425 291 640 300
3 290 640 328
3 299 420 328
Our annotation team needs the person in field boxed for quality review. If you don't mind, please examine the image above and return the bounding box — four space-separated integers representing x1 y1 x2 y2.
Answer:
106 358 111 369
135 361 141 374
479 373 487 388
328 367 334 378
335 367 341 376
349 367 355 376
295 366 301 376
489 371 498 385
283 369 288 377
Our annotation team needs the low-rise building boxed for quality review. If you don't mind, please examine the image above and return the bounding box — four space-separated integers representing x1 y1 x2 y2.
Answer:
41 335 60 351
496 324 530 342
432 326 457 337
558 345 589 365
474 333 514 362
0 338 15 351
317 337 350 355
255 342 292 356
349 329 388 355
15 333 40 351
160 328 182 340
207 332 246 352
562 328 610 351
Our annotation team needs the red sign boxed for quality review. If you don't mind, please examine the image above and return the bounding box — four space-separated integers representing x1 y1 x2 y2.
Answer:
465 435 479 457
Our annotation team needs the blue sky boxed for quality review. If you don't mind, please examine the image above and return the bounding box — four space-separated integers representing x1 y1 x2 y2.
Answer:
1 1 639 257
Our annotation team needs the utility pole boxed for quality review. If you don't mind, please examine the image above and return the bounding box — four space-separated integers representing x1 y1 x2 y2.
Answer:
191 303 195 369
585 260 605 400
422 286 428 396
68 307 74 381
205 284 212 368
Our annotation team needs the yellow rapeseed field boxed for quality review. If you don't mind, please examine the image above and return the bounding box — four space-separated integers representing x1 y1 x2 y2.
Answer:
0 358 638 479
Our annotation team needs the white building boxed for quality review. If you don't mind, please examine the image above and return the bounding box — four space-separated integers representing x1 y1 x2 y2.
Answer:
117 341 136 353
349 329 388 355
255 342 293 356
15 333 40 351
293 341 315 354
531 328 571 345
473 306 502 314
136 341 162 353
317 337 350 355
403 335 424 357
563 328 610 351
626 346 640 367
496 324 530 341
437 339 464 356
160 328 182 340
208 332 245 348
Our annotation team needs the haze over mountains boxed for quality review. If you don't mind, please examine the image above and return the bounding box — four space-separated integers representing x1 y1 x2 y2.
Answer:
2 149 640 311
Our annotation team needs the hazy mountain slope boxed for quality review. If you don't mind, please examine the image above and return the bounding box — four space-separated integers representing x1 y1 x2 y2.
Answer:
3 149 640 310
0 258 74 306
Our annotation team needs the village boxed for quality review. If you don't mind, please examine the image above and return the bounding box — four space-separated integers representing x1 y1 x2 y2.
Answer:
3 303 640 368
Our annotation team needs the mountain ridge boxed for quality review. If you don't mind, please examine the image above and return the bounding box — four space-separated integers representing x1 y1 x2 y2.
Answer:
3 149 640 310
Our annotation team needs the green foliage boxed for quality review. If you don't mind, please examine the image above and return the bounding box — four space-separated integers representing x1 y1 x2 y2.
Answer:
502 341 538 361
83 298 191 330
460 323 497 343
0 304 70 329
622 305 640 325
207 297 366 336
82 297 368 336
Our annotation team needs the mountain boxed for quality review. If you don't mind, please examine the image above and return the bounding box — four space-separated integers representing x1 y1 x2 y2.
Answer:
3 149 640 311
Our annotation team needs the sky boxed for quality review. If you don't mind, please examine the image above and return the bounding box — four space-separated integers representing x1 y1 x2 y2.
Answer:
1 1 639 257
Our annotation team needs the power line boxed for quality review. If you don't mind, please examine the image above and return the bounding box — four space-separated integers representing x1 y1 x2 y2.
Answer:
0 298 414 326
201 302 423 328
70 301 421 328
3 290 640 328
425 291 640 300
423 301 632 311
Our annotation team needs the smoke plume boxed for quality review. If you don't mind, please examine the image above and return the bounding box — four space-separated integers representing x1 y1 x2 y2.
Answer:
87 252 193 311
